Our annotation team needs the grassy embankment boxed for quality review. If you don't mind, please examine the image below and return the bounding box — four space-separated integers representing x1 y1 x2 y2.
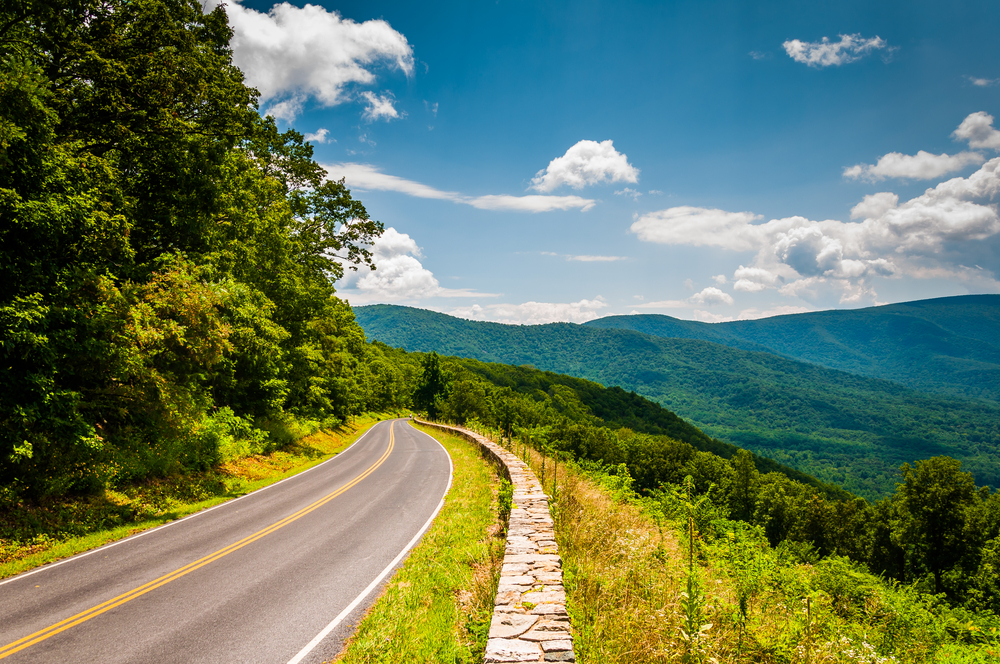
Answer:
497 443 1000 664
332 423 508 664
0 414 394 579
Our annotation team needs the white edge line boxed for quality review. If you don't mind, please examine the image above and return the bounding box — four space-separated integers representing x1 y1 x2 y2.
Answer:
286 420 454 664
0 420 385 588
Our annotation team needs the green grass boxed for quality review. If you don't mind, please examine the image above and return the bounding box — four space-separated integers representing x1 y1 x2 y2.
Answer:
332 423 505 664
0 414 391 580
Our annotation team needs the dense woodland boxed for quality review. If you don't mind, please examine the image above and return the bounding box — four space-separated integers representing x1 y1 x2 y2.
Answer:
4 0 1000 651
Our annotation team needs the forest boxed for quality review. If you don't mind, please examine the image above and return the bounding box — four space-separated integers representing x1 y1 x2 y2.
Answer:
3 0 1000 651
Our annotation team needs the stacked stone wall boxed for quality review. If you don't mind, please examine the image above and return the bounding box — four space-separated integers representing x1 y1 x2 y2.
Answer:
413 419 576 663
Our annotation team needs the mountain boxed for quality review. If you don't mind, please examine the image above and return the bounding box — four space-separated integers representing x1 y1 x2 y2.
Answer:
353 304 1000 499
585 294 1000 403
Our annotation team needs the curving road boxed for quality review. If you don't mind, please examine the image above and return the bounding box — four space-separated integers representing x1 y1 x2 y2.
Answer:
0 419 452 663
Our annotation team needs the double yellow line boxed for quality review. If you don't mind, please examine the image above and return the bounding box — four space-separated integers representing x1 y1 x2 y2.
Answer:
0 424 395 660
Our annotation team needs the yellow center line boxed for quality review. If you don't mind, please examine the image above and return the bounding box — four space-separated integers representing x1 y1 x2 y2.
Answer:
0 423 396 660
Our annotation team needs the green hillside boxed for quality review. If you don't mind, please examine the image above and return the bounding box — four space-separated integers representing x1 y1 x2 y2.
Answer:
585 294 1000 403
354 304 1000 498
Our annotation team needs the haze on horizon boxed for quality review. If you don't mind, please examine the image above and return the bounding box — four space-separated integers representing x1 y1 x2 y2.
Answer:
214 0 1000 325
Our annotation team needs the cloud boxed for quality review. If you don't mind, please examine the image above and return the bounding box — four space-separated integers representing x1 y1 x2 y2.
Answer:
632 157 1000 303
323 163 596 212
953 111 1000 150
361 91 402 122
446 298 608 325
630 206 763 251
690 287 735 306
208 0 413 120
783 34 890 68
712 274 728 285
615 188 642 200
530 140 639 193
337 228 489 303
749 51 770 60
542 252 626 262
843 150 984 181
424 100 439 116
303 128 331 144
967 77 999 88
631 299 691 310
468 195 596 213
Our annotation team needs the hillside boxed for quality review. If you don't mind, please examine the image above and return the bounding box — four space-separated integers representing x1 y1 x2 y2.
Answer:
585 294 1000 403
354 304 1000 498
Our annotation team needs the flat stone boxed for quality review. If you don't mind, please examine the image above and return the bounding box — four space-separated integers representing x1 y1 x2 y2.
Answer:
495 590 522 605
521 629 572 642
521 590 566 604
499 575 536 585
544 651 576 662
530 604 568 616
540 640 574 652
489 613 538 638
485 638 543 663
502 563 531 574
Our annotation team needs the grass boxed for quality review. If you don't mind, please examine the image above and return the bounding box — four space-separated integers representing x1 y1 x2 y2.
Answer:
533 450 1000 664
331 423 507 664
0 413 390 580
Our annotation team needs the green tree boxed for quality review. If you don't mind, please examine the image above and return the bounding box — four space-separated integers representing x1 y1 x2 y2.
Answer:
414 352 449 419
892 456 977 595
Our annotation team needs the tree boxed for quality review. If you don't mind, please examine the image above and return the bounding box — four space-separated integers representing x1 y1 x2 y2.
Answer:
414 352 448 419
892 456 977 595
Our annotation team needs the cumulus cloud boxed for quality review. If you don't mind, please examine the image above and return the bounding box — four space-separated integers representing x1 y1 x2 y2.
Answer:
530 140 639 193
953 111 1000 150
447 298 608 325
303 128 330 144
207 0 413 120
361 91 401 122
844 150 984 181
324 163 596 212
783 34 890 68
631 158 1000 303
630 206 763 251
615 188 642 200
690 287 735 306
337 228 489 303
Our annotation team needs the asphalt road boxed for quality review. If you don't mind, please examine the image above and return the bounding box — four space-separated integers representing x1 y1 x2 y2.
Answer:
0 419 452 663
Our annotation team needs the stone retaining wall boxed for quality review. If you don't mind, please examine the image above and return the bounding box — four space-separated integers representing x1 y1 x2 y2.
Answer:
413 419 576 663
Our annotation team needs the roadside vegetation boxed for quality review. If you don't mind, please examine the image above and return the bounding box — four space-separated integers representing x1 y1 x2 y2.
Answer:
504 439 1000 663
0 414 387 579
332 425 508 664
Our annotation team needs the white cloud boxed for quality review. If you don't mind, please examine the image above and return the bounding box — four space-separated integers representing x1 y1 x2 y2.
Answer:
632 157 1000 303
783 34 890 68
424 100 439 116
749 51 770 60
468 194 596 213
968 77 999 88
732 265 781 292
843 150 984 181
615 188 642 200
447 298 608 325
690 287 735 306
712 274 727 284
735 305 814 320
361 91 401 122
630 206 763 251
530 140 639 193
323 163 596 212
953 111 1000 150
208 0 413 120
337 228 489 303
542 252 626 262
303 128 330 144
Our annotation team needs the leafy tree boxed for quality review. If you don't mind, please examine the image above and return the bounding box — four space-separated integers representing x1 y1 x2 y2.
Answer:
414 352 449 419
892 456 977 595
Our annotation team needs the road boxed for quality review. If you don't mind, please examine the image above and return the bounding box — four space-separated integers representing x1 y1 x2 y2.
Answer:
0 419 452 663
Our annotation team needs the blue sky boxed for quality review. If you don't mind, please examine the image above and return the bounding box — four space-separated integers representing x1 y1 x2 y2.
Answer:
215 0 1000 323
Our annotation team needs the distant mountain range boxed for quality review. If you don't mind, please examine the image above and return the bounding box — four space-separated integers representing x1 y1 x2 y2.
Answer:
353 296 1000 498
586 294 1000 403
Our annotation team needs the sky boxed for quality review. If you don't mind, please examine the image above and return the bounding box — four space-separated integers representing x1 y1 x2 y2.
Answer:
208 0 1000 324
